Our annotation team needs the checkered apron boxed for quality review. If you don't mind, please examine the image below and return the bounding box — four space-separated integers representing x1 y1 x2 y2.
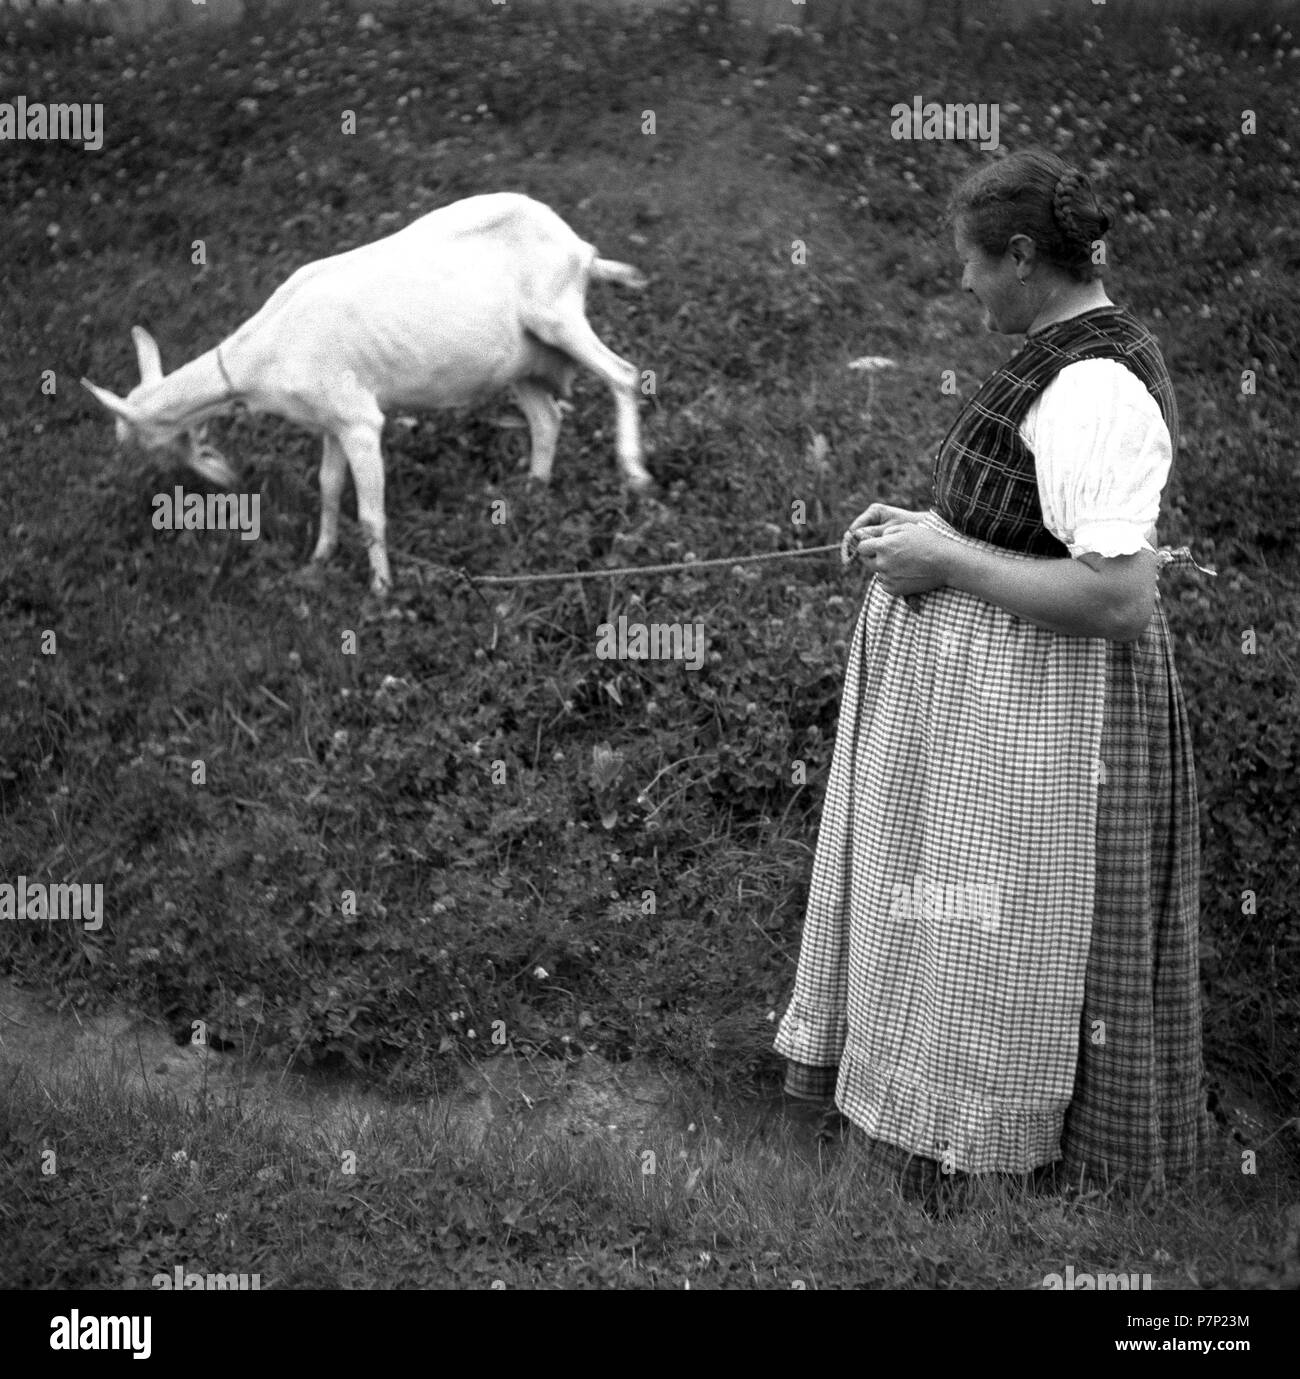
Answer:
776 312 1208 1186
776 514 1108 1173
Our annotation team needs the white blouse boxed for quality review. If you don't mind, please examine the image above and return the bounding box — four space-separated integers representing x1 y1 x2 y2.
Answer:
1019 358 1172 559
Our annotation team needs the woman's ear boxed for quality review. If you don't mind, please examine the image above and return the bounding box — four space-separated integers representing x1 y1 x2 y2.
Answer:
1007 233 1037 272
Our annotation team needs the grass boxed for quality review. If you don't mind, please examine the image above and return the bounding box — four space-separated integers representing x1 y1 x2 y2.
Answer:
3 1050 1296 1290
2 0 1299 1288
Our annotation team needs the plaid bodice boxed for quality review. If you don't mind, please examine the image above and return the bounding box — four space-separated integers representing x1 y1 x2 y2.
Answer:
931 307 1180 556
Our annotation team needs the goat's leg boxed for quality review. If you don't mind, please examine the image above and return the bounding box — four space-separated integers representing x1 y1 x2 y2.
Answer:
310 432 347 567
527 304 650 490
336 422 391 595
509 380 564 483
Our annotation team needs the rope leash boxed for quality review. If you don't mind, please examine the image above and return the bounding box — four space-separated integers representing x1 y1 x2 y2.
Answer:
265 465 1218 590
334 509 1218 591
395 541 844 588
264 455 839 588
1156 546 1218 577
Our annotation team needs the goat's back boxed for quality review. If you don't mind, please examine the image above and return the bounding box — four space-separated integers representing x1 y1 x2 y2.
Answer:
234 193 598 338
393 192 601 303
224 194 608 413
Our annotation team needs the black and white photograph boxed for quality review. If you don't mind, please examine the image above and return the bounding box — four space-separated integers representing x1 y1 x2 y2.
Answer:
1 0 1297 1334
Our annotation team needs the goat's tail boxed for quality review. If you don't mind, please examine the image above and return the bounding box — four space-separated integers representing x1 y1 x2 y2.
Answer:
592 258 648 291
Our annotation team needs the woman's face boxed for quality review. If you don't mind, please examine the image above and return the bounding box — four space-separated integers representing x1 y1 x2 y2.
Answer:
955 218 1032 335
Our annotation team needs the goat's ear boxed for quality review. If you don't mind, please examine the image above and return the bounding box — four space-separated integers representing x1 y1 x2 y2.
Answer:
131 326 164 385
81 377 141 425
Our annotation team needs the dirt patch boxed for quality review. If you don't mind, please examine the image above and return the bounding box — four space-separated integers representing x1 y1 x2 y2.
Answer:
0 977 682 1151
0 978 239 1103
450 1047 680 1151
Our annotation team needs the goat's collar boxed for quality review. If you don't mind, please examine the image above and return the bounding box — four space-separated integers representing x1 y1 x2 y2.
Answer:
214 344 239 399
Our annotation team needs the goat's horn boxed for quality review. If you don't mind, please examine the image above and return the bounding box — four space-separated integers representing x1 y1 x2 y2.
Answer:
131 326 164 385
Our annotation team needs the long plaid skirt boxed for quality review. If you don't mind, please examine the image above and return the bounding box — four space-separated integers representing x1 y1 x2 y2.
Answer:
775 514 1207 1186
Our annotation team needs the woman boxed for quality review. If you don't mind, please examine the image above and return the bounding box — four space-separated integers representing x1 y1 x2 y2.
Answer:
775 149 1210 1201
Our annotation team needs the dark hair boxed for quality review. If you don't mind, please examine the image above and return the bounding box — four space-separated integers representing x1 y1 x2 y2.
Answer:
947 149 1113 282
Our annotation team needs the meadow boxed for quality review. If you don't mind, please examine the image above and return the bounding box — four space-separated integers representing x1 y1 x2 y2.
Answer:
1 0 1297 1289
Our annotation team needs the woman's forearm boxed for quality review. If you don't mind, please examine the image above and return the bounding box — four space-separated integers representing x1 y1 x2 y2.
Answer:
943 542 1155 641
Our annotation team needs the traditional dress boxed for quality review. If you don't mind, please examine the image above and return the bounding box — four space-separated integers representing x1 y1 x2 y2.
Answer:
775 306 1209 1192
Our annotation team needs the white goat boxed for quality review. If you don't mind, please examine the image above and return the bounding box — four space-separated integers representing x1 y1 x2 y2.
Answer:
81 193 652 594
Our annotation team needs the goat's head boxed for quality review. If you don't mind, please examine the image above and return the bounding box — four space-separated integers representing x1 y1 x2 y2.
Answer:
81 327 238 487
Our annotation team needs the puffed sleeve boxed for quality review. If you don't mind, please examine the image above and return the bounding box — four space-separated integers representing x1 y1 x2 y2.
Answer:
1021 358 1173 559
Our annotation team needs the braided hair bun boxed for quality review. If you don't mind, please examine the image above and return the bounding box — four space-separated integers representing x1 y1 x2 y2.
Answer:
1052 170 1112 254
949 150 1116 284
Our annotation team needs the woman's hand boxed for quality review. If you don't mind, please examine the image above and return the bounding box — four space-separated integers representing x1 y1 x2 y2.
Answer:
841 503 925 565
845 520 957 597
